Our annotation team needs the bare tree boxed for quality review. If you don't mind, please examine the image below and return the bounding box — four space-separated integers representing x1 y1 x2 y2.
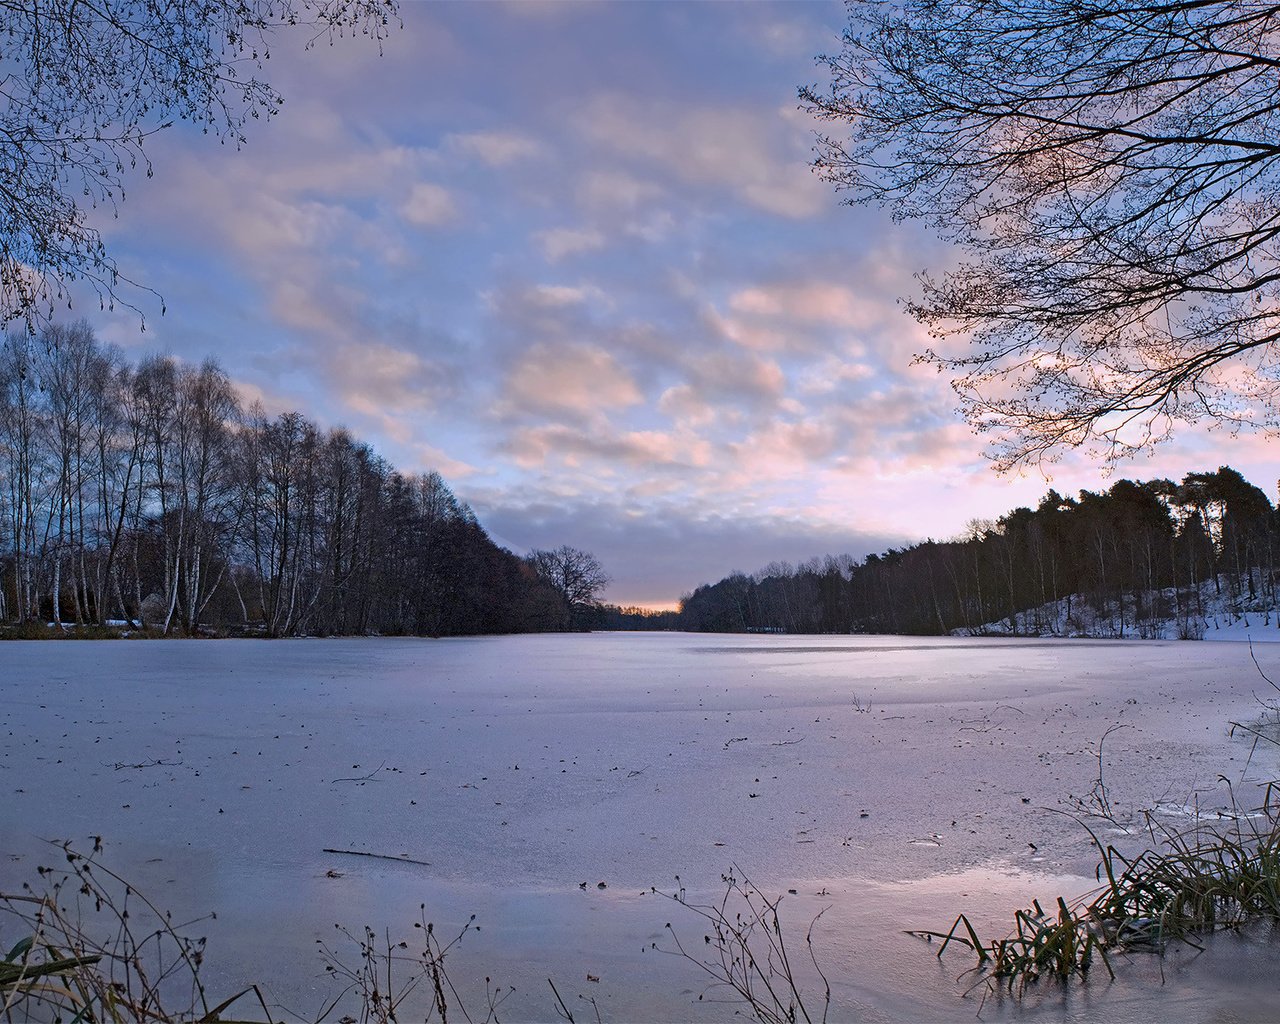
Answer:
236 408 319 637
88 348 147 625
0 320 592 636
0 0 399 330
526 545 610 625
804 2 1280 469
0 334 46 619
37 322 101 625
168 361 241 633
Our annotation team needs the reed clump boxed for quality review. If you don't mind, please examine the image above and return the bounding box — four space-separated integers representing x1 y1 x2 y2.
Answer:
914 783 1280 993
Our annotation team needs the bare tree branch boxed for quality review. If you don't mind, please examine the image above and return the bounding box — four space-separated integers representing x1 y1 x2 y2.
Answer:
803 1 1280 469
0 0 400 331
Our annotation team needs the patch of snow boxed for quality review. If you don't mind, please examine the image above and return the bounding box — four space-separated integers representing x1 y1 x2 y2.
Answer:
957 577 1280 641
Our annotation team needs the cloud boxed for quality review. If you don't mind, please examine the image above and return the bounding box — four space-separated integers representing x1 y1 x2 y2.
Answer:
446 130 546 166
503 423 710 470
268 277 364 335
576 169 666 212
325 339 453 419
682 350 786 408
502 341 642 419
575 95 828 219
739 15 833 59
703 305 795 353
407 440 479 481
469 493 910 608
496 0 600 18
703 276 916 357
523 283 607 308
728 417 843 472
795 357 875 395
730 282 877 328
401 182 458 227
537 226 607 261
658 384 715 426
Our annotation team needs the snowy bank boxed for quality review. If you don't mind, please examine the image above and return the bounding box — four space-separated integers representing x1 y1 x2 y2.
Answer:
957 579 1280 640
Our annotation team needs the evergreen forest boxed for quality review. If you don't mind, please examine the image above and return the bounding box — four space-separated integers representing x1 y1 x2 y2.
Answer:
678 468 1278 638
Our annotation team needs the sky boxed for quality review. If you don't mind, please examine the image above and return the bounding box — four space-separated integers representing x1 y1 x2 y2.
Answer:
77 1 1279 609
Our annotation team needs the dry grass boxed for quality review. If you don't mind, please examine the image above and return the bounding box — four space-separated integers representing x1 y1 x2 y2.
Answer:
0 842 512 1024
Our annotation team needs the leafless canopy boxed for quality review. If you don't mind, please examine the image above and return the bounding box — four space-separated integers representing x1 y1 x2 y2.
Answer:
527 545 610 610
803 1 1280 469
0 0 398 331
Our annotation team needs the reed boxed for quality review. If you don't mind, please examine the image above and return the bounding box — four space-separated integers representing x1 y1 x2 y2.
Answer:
913 784 1280 993
0 840 272 1024
0 842 508 1024
655 869 830 1024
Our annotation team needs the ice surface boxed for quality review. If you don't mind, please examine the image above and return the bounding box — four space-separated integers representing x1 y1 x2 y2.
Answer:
1 633 1277 1021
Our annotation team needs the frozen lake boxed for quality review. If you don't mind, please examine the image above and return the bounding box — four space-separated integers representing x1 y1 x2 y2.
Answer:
2 633 1278 1021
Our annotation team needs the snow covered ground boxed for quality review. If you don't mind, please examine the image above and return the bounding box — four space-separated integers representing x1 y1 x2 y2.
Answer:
2 634 1278 1021
959 579 1280 642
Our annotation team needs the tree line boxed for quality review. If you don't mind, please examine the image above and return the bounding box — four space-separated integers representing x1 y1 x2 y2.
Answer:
679 467 1279 638
0 322 607 636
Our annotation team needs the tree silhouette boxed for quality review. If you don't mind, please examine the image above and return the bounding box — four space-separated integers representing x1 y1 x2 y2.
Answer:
526 545 610 627
0 321 578 636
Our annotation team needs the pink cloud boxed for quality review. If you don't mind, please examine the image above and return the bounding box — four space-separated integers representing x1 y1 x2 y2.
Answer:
658 384 715 426
401 182 458 227
684 350 786 405
503 341 642 419
729 282 880 328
